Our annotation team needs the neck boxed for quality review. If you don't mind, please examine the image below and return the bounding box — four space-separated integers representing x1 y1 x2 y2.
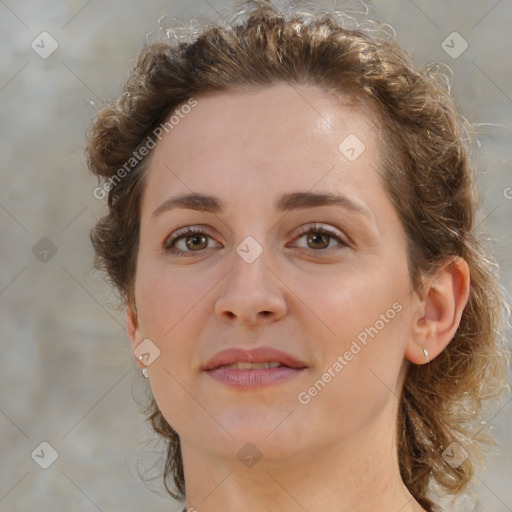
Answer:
180 411 426 512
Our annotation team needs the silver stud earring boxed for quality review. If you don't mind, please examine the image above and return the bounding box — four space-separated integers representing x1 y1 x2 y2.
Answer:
423 347 430 363
138 354 149 378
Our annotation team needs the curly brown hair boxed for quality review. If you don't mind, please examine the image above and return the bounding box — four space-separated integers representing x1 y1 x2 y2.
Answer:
85 1 510 510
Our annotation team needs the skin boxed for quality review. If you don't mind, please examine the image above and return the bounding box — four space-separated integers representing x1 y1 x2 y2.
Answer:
126 83 470 512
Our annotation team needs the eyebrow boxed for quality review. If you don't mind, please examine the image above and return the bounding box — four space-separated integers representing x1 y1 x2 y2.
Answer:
152 191 372 218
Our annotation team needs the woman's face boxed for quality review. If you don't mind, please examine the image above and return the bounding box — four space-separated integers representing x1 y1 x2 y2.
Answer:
128 83 422 464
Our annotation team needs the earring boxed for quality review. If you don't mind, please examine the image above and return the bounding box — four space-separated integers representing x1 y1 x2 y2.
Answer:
138 354 149 378
423 347 430 363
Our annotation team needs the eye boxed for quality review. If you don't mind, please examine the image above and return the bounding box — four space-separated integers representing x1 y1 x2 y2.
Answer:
163 226 221 256
163 223 348 257
290 223 348 253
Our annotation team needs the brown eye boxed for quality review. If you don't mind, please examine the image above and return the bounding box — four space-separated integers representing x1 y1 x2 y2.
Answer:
305 232 331 250
164 226 221 255
184 234 208 251
292 224 348 253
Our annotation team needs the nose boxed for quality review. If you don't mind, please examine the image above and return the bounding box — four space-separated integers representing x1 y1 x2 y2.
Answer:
214 240 287 327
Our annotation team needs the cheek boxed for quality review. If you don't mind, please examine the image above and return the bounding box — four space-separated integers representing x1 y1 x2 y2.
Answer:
298 259 408 341
302 257 411 395
297 296 410 440
135 264 217 426
135 259 215 338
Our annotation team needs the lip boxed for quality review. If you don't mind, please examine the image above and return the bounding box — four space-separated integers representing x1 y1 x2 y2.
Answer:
202 347 308 390
202 347 308 371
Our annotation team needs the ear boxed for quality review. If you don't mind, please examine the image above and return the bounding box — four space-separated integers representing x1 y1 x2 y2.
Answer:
126 301 145 370
405 257 470 364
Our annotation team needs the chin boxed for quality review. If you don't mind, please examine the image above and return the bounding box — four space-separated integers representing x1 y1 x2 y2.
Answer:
208 406 305 454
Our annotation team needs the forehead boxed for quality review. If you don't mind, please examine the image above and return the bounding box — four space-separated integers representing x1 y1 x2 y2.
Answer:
140 83 383 217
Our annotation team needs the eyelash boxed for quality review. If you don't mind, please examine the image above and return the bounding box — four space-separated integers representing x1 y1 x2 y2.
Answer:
163 223 348 257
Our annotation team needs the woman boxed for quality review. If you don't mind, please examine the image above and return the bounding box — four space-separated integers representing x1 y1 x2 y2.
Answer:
85 1 509 510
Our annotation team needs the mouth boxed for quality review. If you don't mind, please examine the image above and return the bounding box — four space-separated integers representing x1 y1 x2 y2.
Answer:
202 347 308 389
216 361 286 370
202 346 308 371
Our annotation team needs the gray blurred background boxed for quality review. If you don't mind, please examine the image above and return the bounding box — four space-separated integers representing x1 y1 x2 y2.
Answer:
1 1 511 511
